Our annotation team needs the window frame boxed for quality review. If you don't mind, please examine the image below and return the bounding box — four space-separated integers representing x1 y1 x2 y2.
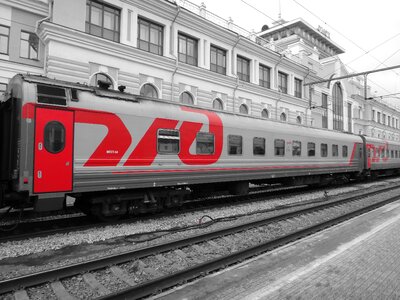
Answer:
178 32 198 66
86 0 120 42
196 132 215 155
20 31 39 60
210 45 227 75
0 25 10 55
180 91 194 105
237 55 250 82
294 77 302 98
140 83 158 98
278 71 288 94
332 144 339 157
253 137 266 156
259 64 271 88
137 17 163 55
292 140 302 156
213 98 223 110
342 145 348 157
321 143 328 157
307 142 315 157
228 134 243 155
274 139 285 156
157 129 180 154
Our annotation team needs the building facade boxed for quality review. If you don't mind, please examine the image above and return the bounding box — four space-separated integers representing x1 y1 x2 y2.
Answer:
0 0 399 140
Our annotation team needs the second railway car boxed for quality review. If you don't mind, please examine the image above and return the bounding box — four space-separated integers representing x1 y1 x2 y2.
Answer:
0 74 399 220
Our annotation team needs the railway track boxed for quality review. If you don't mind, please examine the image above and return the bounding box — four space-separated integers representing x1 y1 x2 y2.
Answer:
1 183 400 299
0 184 319 242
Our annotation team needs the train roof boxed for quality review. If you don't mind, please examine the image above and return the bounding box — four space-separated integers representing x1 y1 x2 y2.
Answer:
6 74 367 143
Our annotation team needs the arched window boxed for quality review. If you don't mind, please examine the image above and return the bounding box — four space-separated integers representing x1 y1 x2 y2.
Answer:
296 116 302 124
280 112 287 122
261 109 269 119
180 91 194 104
140 83 158 98
213 98 223 110
91 73 114 89
239 104 248 114
332 82 343 131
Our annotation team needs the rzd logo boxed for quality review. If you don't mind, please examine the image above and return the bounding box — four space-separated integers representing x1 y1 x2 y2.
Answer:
77 107 223 167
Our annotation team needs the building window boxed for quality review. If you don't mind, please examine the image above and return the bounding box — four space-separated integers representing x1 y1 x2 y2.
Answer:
372 109 375 121
274 139 285 156
296 116 302 124
321 143 328 157
210 45 226 75
138 17 163 55
253 137 266 155
180 92 194 105
278 72 288 94
377 112 381 123
294 78 302 98
383 113 386 125
0 25 10 55
292 140 301 156
307 142 315 156
20 31 38 60
237 56 250 82
239 104 248 114
196 132 214 154
213 98 223 110
259 64 271 88
178 33 198 66
261 109 269 119
228 135 242 155
280 112 287 122
86 0 120 42
91 73 114 89
140 83 158 98
332 82 343 131
157 129 179 154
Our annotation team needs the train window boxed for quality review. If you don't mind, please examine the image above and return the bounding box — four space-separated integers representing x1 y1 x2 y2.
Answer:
196 132 215 155
274 139 285 156
321 144 328 157
253 137 266 155
292 140 301 156
342 145 348 157
44 121 65 154
332 145 338 157
157 129 180 154
307 142 315 157
380 149 384 158
228 135 242 155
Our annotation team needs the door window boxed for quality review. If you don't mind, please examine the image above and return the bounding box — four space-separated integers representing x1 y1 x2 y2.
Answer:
44 121 65 153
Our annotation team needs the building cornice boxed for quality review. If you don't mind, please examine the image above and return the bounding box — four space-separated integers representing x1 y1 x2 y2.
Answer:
39 22 177 72
0 0 48 16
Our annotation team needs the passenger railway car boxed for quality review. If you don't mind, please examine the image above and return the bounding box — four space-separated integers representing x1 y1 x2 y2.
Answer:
0 74 398 219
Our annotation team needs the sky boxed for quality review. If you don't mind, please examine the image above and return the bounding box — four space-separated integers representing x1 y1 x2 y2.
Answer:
186 0 400 104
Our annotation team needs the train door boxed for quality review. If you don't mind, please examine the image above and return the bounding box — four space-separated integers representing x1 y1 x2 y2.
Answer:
34 107 74 193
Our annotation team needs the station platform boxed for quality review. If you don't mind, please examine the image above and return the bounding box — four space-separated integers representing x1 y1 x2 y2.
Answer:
154 199 400 300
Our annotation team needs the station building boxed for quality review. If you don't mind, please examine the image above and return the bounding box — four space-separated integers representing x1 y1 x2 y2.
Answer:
0 0 399 141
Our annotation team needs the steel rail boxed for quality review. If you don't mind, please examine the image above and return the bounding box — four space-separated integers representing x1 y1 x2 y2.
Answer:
0 184 399 295
100 193 400 300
